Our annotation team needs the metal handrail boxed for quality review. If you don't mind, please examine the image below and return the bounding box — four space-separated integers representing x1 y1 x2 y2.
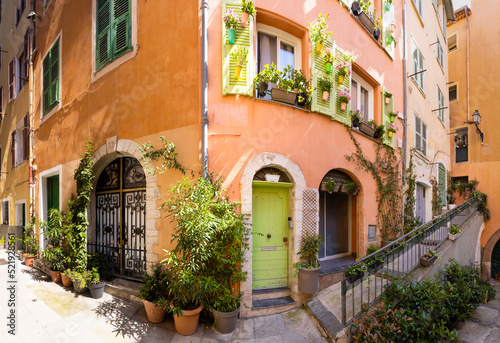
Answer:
341 197 477 325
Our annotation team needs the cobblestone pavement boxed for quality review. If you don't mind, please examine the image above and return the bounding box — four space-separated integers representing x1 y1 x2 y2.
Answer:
0 249 328 343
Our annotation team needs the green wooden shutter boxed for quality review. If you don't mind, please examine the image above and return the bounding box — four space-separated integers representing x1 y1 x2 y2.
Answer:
47 175 59 212
382 1 395 59
50 40 59 107
96 0 112 69
311 38 335 117
42 56 50 114
222 0 254 96
112 0 132 58
438 164 446 206
333 46 351 125
382 86 395 148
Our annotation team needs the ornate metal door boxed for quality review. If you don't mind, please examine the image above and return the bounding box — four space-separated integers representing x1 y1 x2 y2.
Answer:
92 157 147 280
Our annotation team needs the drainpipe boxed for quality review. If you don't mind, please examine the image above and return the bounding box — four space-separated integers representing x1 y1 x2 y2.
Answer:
28 0 36 222
465 7 470 123
201 0 209 179
402 0 408 221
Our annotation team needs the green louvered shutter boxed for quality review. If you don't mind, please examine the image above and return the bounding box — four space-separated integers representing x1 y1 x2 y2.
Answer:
96 0 112 70
50 40 59 107
339 0 353 9
112 0 132 58
438 163 446 206
42 56 50 114
382 86 395 148
311 38 335 116
333 46 352 125
382 1 395 59
222 0 254 96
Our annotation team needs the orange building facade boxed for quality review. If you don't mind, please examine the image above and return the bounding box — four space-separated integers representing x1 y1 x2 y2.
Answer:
448 3 500 279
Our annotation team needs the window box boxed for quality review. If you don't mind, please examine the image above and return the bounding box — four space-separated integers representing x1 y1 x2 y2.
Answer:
359 122 376 137
420 254 437 267
358 12 375 35
271 88 297 105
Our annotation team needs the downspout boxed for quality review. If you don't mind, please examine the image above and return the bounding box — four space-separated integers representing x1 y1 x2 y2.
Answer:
201 0 209 179
465 7 470 123
28 0 36 222
402 0 408 221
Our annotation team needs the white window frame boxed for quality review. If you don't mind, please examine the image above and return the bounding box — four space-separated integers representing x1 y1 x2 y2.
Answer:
449 83 458 102
437 86 444 124
256 23 302 72
15 199 26 227
436 35 444 69
415 115 428 156
351 72 374 121
412 38 425 94
448 32 458 52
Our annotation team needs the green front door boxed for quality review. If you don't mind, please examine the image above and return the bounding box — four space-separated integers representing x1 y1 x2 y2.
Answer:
47 175 59 213
252 181 292 290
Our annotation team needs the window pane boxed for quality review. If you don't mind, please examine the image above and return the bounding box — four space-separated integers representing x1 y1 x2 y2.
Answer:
258 32 277 72
351 80 358 111
361 86 369 118
448 34 457 51
280 41 294 70
449 85 457 101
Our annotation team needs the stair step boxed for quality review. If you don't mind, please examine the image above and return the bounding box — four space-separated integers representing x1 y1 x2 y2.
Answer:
252 287 291 300
252 296 296 309
104 278 142 304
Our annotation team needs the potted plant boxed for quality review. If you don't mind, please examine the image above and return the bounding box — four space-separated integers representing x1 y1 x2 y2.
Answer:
338 89 351 111
138 264 169 323
357 1 376 34
265 170 280 182
88 252 114 281
340 181 349 193
88 268 107 299
240 0 256 28
351 110 362 128
321 178 341 193
389 111 396 123
271 65 298 105
69 269 92 293
230 45 248 79
336 62 351 85
372 10 382 41
223 9 240 45
384 90 392 105
293 70 313 108
41 209 65 283
210 287 242 334
359 119 376 137
387 124 397 138
308 13 332 53
365 245 384 272
449 225 461 241
253 63 278 97
420 249 438 267
346 181 359 195
351 1 361 16
374 124 385 139
21 229 39 267
293 231 322 294
385 0 393 11
324 48 334 74
345 261 368 284
318 76 333 102
61 269 74 287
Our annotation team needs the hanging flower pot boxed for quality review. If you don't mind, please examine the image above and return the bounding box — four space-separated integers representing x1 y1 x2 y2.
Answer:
388 131 394 138
387 36 394 45
385 97 391 105
339 75 344 84
325 62 333 74
241 12 249 28
386 1 391 12
322 91 330 102
390 114 396 123
235 66 242 79
316 42 323 53
341 102 347 111
228 29 236 44
352 117 360 128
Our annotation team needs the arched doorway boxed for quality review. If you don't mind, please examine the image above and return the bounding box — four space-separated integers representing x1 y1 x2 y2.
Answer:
89 156 147 280
319 170 356 260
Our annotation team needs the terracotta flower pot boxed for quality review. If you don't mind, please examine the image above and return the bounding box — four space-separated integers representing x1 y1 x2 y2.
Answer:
24 255 36 267
241 12 249 28
341 102 347 111
322 91 329 102
143 299 166 323
385 97 391 105
172 304 203 336
61 273 73 287
339 75 344 84
235 66 242 79
50 270 62 283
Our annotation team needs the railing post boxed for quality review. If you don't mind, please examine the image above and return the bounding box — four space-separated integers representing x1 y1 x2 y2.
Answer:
341 279 346 325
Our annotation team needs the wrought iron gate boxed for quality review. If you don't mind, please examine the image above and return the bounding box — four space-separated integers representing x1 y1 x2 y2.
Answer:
89 157 147 280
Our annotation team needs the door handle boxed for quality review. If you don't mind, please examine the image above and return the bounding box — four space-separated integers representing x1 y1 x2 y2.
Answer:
267 234 271 238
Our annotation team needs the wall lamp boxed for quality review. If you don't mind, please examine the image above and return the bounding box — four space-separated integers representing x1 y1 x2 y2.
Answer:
469 109 484 143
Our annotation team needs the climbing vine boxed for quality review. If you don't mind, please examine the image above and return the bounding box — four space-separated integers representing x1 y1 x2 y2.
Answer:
403 151 421 234
138 136 186 176
345 129 403 240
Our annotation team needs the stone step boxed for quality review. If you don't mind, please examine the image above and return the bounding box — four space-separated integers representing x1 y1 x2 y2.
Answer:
306 299 346 342
252 287 291 301
104 278 142 304
252 295 296 310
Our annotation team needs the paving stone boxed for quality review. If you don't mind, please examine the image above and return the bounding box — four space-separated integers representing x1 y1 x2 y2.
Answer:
458 321 492 343
471 305 500 326
253 314 287 338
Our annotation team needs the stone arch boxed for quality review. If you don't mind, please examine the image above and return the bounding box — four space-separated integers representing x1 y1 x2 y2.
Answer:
482 229 500 279
88 137 161 273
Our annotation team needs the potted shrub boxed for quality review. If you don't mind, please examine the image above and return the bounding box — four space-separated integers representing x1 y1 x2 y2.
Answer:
293 70 313 108
384 90 392 105
41 209 65 283
230 45 248 79
21 229 39 267
338 89 351 111
88 268 107 299
365 245 384 272
223 9 240 45
138 264 168 323
307 13 332 53
345 261 368 284
253 63 277 97
210 287 242 334
351 110 362 128
374 124 385 139
61 269 74 287
387 124 397 138
372 11 382 41
293 231 322 294
321 178 341 193
318 76 333 102
88 252 114 281
271 65 298 105
324 48 334 74
420 249 438 267
240 0 256 28
336 62 351 85
346 181 359 195
359 119 376 137
69 269 92 293
357 1 376 33
449 225 461 241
